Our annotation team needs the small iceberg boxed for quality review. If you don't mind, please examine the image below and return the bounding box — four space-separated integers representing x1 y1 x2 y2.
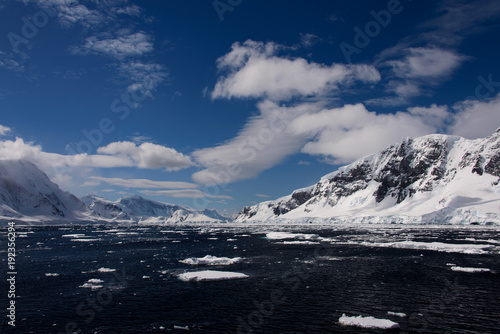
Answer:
179 255 242 266
44 273 60 277
339 314 400 329
265 232 320 241
450 266 491 273
98 267 116 273
387 311 406 317
79 278 105 290
178 270 249 282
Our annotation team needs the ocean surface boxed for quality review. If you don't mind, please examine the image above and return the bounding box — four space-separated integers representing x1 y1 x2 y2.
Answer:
1 224 499 333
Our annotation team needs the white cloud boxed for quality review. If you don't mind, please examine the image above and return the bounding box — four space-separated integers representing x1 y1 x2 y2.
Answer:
57 3 105 28
191 100 316 185
387 48 464 80
449 93 500 138
255 194 270 198
408 104 451 130
97 141 194 171
112 5 141 17
71 32 154 60
424 0 500 46
0 52 23 71
28 0 106 28
289 103 442 164
0 125 11 136
211 40 380 101
140 189 232 199
117 61 168 93
299 33 320 48
90 176 198 189
369 47 465 106
0 137 193 171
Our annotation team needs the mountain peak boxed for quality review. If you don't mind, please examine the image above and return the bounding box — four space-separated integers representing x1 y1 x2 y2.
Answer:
236 129 500 224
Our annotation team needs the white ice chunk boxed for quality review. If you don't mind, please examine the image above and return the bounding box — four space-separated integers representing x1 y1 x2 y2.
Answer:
87 278 104 284
98 267 116 273
364 241 494 254
450 266 491 273
178 270 249 282
265 232 320 241
179 255 242 266
79 283 103 290
339 314 400 329
44 273 59 277
387 311 406 317
279 241 321 245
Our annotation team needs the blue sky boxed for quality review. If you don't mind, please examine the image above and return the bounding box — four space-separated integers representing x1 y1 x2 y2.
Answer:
1 0 500 216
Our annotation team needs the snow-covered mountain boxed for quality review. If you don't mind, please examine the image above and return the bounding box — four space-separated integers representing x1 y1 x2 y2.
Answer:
0 160 231 224
0 160 88 222
235 129 500 224
83 194 232 224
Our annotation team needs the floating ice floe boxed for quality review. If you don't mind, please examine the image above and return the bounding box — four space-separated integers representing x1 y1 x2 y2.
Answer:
178 270 249 282
179 255 242 266
62 234 86 238
339 314 400 329
450 266 491 273
387 311 406 317
362 241 495 254
71 238 101 242
44 273 59 277
98 267 116 273
279 240 321 245
265 232 321 241
79 278 105 290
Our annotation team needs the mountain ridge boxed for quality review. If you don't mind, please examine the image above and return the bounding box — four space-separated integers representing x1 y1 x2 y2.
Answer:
0 160 230 224
235 128 500 224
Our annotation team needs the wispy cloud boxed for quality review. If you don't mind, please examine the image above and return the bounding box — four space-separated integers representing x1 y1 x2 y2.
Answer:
369 47 466 106
191 100 316 185
211 40 380 101
299 33 320 48
0 124 11 136
140 189 232 199
89 176 198 189
27 0 144 29
255 194 270 198
71 31 154 60
0 51 24 71
117 61 168 93
423 0 500 46
367 0 500 107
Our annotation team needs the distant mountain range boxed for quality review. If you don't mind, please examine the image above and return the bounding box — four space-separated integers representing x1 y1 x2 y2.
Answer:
0 160 230 224
2 128 500 225
235 128 500 225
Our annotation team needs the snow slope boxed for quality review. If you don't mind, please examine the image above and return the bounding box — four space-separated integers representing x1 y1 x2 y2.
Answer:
83 194 231 224
0 160 231 224
0 160 88 222
236 129 500 224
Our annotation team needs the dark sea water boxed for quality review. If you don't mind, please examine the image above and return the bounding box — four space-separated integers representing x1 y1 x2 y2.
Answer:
1 224 499 334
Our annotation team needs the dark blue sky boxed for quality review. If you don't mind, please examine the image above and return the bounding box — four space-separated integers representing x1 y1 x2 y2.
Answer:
1 0 500 216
